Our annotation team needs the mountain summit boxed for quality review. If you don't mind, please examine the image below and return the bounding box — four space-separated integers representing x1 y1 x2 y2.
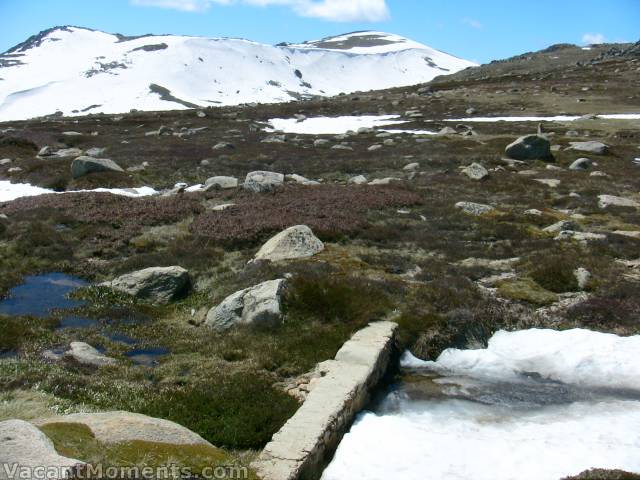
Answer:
0 27 475 121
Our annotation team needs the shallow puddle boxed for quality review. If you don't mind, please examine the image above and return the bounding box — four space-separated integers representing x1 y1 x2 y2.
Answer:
125 347 170 367
0 273 87 317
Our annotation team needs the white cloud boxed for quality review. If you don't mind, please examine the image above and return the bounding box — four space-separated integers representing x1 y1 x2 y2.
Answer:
462 17 483 30
582 33 606 45
131 0 390 21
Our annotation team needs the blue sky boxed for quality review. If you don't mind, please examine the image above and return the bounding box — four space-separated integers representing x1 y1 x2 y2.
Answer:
1 0 638 63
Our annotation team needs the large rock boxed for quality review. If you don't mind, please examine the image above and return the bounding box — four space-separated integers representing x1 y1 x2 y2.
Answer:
244 171 285 192
254 225 324 263
569 141 608 155
35 411 210 446
505 135 552 160
65 342 117 367
71 156 124 178
204 176 238 190
598 195 640 209
205 279 286 331
104 266 190 304
0 419 83 479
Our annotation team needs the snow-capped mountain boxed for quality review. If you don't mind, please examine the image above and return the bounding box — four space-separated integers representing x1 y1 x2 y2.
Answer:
0 27 475 121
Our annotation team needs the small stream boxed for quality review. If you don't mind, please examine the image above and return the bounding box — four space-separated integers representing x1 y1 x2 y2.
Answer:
323 329 640 480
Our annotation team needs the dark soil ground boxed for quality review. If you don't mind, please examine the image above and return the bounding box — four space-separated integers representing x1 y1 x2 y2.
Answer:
0 42 639 477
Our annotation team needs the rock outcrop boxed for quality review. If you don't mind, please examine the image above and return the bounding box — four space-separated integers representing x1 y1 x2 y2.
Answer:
35 411 211 446
0 419 83 479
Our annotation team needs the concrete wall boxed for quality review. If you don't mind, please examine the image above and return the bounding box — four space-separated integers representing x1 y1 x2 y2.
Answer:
252 321 398 480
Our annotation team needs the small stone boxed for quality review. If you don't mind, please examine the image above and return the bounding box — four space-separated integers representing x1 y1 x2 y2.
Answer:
455 201 495 216
437 127 457 136
65 342 117 367
462 163 489 180
212 142 235 151
534 179 561 188
569 158 593 170
314 139 330 147
525 209 544 216
0 158 12 166
85 147 106 157
210 203 235 211
569 141 608 155
204 176 238 190
286 174 320 186
574 268 591 290
369 177 401 185
543 220 580 234
598 195 640 209
348 175 367 185
554 231 606 243
368 144 383 152
403 162 420 171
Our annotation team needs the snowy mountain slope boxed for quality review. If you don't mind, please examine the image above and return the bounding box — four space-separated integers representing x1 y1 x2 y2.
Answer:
0 27 476 121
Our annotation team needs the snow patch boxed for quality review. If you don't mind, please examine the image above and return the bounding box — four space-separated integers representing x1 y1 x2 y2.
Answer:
323 401 640 480
0 181 53 202
0 181 158 203
446 113 640 122
267 115 407 135
424 328 640 390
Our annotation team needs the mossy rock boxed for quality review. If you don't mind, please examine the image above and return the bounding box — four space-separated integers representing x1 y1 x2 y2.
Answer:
496 278 558 306
39 422 255 477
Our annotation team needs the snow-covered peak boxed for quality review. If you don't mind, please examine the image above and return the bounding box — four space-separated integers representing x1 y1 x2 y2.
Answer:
0 27 476 121
287 31 433 55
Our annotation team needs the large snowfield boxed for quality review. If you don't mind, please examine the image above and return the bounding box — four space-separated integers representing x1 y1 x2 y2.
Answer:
0 28 475 121
323 329 640 480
